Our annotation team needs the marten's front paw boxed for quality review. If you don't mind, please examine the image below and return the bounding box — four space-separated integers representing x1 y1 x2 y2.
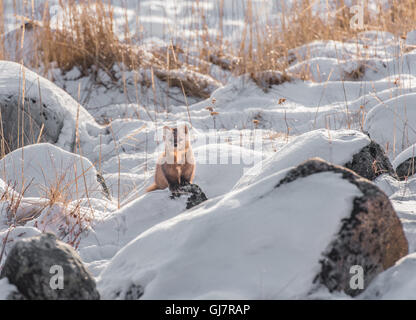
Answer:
180 180 190 187
169 183 180 199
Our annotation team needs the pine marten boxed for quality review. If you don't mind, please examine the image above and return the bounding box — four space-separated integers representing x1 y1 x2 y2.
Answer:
146 124 195 192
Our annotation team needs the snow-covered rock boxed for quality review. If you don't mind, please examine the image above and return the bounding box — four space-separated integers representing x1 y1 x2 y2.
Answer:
97 157 406 299
1 233 100 300
2 1 416 301
193 143 264 198
278 158 407 297
0 61 100 153
77 187 216 265
0 143 105 201
234 129 392 190
393 144 416 180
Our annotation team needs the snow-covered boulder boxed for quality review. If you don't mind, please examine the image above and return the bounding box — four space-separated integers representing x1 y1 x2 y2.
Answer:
0 143 105 201
192 143 264 198
0 61 99 153
1 233 100 300
365 93 416 158
393 144 416 180
344 140 396 180
235 129 393 190
278 158 407 297
76 190 199 264
97 158 406 299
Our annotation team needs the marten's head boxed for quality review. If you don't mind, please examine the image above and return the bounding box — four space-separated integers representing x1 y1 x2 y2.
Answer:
163 124 190 151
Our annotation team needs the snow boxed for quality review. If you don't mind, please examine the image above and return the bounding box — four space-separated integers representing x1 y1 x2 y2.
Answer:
0 278 18 300
0 0 416 301
361 253 416 299
0 226 42 270
0 143 104 201
406 31 416 47
235 129 370 190
365 93 416 159
97 170 361 299
393 144 416 169
0 61 101 153
77 191 192 265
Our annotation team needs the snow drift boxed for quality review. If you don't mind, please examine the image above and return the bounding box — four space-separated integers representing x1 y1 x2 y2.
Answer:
97 158 407 299
98 167 359 299
0 61 101 153
235 129 370 189
0 143 104 201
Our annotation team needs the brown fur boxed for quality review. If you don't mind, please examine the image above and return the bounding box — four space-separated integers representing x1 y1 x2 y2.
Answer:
146 124 195 192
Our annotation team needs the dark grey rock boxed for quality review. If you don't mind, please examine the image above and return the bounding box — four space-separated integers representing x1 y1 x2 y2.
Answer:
344 141 396 181
276 158 408 297
0 233 100 300
170 183 208 209
395 157 416 180
0 96 62 153
124 284 144 300
97 172 111 199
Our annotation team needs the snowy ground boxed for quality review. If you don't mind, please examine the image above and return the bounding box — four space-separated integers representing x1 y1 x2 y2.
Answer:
1 0 416 299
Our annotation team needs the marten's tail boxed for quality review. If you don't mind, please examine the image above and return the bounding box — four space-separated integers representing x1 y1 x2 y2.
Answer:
146 183 160 193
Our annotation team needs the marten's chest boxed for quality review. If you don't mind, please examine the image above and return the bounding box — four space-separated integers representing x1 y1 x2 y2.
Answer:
162 150 188 165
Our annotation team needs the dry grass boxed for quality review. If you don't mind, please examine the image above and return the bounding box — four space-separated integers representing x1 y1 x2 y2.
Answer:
37 0 139 78
228 0 416 84
0 0 416 251
24 0 416 90
0 120 98 251
0 159 97 249
28 0 220 99
0 0 414 93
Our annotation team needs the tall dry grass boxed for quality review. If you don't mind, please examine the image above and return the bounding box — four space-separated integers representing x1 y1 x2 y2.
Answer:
229 0 416 83
37 0 139 78
0 0 415 251
0 0 414 91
